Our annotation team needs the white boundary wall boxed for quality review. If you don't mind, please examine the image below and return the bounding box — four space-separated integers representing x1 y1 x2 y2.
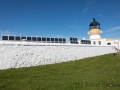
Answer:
0 41 115 70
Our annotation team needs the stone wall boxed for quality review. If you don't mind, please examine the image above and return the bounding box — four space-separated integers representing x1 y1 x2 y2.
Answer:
0 41 115 70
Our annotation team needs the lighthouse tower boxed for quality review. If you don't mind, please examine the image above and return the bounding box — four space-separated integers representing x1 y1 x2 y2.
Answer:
88 18 102 39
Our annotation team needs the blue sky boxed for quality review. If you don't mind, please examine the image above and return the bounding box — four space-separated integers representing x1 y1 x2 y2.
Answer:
0 0 120 40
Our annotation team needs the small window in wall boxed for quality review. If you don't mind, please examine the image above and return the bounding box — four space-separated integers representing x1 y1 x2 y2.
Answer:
9 36 15 40
27 37 31 41
42 37 46 41
73 38 75 41
2 36 8 40
32 37 36 41
93 41 96 45
89 41 91 44
98 41 101 45
70 37 72 41
59 38 62 41
63 38 66 43
59 38 62 43
86 40 88 44
16 36 21 41
55 38 58 43
51 38 54 43
47 38 50 41
37 37 41 41
75 38 77 41
107 43 111 45
21 37 26 40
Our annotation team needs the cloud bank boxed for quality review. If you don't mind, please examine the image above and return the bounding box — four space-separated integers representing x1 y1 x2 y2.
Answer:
69 26 81 30
104 26 120 32
82 8 88 12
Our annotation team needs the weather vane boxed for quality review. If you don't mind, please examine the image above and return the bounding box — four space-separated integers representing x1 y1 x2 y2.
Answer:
93 18 96 21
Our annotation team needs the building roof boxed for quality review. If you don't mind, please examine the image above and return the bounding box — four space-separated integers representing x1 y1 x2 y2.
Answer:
89 18 100 26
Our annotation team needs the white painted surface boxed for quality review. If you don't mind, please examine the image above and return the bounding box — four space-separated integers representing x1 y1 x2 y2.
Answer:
0 41 115 70
91 39 107 46
89 34 101 39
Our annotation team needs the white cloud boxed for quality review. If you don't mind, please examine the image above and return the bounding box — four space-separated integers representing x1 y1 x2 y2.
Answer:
82 0 95 13
69 26 81 29
117 15 120 19
111 26 120 30
87 0 96 7
0 30 17 35
82 8 88 12
73 21 78 23
44 34 69 38
104 32 120 36
104 26 120 32
0 30 19 39
47 34 67 38
99 14 103 17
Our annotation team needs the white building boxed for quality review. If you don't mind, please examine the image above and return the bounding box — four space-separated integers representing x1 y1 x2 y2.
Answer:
79 18 120 51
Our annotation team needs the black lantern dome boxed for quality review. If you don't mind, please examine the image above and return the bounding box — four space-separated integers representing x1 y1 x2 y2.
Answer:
89 18 100 30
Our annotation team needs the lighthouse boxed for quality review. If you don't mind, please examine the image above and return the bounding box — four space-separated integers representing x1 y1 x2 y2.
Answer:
88 18 102 39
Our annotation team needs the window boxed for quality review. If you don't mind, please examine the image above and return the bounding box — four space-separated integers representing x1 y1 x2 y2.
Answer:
107 43 111 45
55 38 58 41
81 40 91 44
59 38 62 41
87 40 89 44
75 38 77 41
81 40 83 44
9 36 14 40
42 37 46 41
16 36 21 41
59 38 62 43
47 38 50 41
98 41 101 45
2 36 8 40
69 37 78 44
37 37 41 41
55 38 58 43
21 37 26 40
27 37 31 41
63 38 66 43
70 37 72 41
51 38 54 43
89 41 91 44
73 38 75 41
93 41 96 45
32 37 36 41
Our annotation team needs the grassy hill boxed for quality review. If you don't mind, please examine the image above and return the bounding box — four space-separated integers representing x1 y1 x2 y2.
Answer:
0 54 120 90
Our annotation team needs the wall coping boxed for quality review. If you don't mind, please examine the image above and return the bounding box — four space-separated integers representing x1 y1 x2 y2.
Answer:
0 41 114 47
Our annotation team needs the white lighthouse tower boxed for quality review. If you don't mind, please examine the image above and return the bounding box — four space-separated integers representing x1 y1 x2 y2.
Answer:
88 18 102 39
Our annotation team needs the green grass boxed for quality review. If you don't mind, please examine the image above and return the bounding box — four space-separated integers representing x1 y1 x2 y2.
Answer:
0 54 120 90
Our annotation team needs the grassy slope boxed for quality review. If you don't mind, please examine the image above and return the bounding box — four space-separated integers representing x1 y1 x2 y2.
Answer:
0 54 120 90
